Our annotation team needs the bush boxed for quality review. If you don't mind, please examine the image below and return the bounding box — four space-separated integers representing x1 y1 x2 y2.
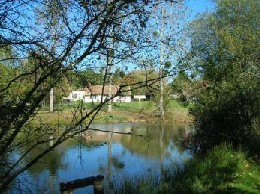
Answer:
190 74 259 152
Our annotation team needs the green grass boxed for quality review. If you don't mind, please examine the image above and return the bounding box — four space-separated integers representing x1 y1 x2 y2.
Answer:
114 173 161 194
41 100 183 112
114 144 260 194
112 101 157 112
33 100 192 125
93 111 130 123
167 100 185 110
166 144 259 194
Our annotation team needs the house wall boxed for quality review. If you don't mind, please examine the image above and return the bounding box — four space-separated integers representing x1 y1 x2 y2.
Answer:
83 95 131 103
83 96 93 102
64 91 85 101
65 91 132 103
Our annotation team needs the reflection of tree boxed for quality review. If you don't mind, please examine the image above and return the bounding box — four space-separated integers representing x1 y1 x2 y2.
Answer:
24 136 69 175
120 124 185 158
160 122 164 174
27 146 65 176
0 153 13 187
20 132 85 176
111 157 125 169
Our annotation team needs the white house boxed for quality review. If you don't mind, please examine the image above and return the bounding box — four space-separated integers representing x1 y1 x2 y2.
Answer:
63 90 86 102
64 85 131 103
84 85 131 103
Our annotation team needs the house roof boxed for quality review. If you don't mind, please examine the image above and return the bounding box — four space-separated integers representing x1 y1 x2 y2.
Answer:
84 85 119 95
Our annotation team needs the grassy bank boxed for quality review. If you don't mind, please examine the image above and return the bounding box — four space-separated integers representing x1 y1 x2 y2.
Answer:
33 100 192 125
171 144 259 194
115 144 260 194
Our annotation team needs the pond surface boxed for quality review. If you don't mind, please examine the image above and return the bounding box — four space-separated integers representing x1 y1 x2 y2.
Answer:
13 123 192 193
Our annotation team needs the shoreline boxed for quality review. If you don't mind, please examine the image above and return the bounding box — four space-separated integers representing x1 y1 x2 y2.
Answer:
32 109 193 127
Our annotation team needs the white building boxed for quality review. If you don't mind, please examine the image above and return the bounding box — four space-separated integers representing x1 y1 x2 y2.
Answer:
63 90 86 102
64 85 131 103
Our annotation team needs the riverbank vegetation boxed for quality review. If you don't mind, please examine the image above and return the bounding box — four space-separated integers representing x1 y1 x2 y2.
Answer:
171 144 259 194
115 144 260 194
188 0 259 154
115 0 260 193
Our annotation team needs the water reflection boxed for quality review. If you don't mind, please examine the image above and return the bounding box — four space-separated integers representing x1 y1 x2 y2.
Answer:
13 123 191 193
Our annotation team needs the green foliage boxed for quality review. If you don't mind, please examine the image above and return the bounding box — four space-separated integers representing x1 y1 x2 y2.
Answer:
0 64 14 91
53 77 72 103
171 71 193 106
189 0 260 151
191 70 259 151
123 69 160 98
166 99 184 110
0 51 34 104
112 68 126 84
67 69 104 89
115 174 160 194
164 61 171 69
152 31 159 37
172 144 260 194
154 85 172 111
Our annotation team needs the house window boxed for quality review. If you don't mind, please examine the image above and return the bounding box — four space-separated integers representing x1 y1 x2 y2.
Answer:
73 94 77 99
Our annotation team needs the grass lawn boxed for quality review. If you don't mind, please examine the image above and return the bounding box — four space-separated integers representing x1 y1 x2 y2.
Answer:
34 100 192 125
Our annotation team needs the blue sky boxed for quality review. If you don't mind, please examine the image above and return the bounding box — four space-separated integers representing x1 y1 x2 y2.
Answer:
186 0 215 20
116 0 217 72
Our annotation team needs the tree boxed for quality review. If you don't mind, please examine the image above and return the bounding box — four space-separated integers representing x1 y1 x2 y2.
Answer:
76 69 104 88
171 71 193 104
0 0 184 191
151 1 187 120
112 68 126 84
188 0 260 152
122 69 160 99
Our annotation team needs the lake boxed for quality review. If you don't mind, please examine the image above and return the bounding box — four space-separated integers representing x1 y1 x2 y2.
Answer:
11 122 192 193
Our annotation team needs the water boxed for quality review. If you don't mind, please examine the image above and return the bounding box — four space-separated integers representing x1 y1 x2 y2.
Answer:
11 123 192 193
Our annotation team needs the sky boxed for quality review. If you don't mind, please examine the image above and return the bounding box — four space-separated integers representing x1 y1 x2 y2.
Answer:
3 0 216 72
186 0 215 20
113 0 217 73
